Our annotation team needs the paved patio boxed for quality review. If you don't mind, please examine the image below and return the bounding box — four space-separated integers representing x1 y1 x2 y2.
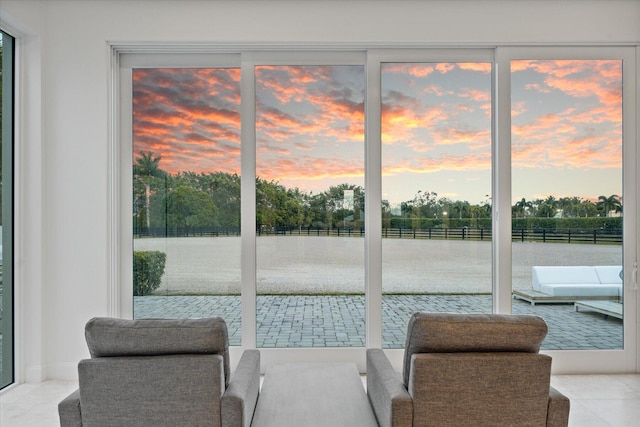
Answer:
134 294 623 350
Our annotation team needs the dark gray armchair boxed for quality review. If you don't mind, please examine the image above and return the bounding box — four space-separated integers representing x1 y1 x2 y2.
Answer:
367 312 570 427
58 317 260 427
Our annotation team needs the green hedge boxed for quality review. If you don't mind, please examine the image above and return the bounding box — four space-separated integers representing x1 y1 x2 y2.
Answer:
133 251 167 296
512 217 622 230
389 216 621 230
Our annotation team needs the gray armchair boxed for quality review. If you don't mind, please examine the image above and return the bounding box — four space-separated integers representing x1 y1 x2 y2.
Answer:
58 317 260 427
367 312 570 427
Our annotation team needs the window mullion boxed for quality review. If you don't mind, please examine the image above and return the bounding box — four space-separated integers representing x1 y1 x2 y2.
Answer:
365 52 383 349
493 48 513 314
240 58 257 349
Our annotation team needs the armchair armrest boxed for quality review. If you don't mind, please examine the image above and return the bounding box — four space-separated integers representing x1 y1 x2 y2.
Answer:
366 349 413 427
58 389 83 427
547 386 570 427
222 350 261 427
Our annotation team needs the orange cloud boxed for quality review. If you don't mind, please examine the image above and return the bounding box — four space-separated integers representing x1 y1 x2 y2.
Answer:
435 63 456 74
459 88 490 102
515 59 622 109
400 64 436 78
512 60 622 173
255 65 365 156
432 128 491 150
458 63 492 73
512 118 621 170
253 65 365 189
383 152 492 176
257 155 363 183
133 68 241 174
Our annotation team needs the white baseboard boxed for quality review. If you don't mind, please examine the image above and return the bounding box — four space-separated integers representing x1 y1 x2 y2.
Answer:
24 364 44 383
43 363 78 382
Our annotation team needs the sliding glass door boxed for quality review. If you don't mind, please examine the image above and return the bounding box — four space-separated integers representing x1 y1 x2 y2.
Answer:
118 46 637 371
254 64 366 348
378 58 493 348
122 57 244 345
510 58 624 350
495 47 636 371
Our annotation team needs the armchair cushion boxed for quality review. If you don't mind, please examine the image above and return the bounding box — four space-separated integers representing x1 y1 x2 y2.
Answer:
403 313 547 386
78 354 224 427
85 317 230 386
409 352 552 426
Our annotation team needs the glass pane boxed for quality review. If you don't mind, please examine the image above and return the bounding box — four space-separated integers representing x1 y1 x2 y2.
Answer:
0 30 14 389
381 62 493 348
255 65 365 347
132 68 242 345
510 60 623 350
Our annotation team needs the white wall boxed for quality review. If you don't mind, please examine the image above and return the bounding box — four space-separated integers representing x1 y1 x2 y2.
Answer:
0 0 639 382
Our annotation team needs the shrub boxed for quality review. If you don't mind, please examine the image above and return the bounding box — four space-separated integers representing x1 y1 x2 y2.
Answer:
133 251 167 296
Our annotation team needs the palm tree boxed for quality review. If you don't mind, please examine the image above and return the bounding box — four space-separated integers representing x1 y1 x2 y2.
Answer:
539 196 557 218
537 203 555 218
575 199 597 217
513 198 531 218
597 194 622 217
133 151 165 229
451 201 469 219
557 197 576 218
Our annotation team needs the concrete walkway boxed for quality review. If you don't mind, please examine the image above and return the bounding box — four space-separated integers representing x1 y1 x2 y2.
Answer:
134 294 623 350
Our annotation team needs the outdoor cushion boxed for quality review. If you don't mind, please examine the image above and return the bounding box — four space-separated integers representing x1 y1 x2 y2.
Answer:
539 283 620 297
402 312 547 386
594 265 623 284
532 266 601 291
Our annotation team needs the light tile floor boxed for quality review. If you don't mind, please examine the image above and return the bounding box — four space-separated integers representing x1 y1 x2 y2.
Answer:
1 375 640 426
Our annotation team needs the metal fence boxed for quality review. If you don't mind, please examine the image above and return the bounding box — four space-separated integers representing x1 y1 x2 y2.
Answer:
511 227 621 244
135 226 241 238
134 225 622 245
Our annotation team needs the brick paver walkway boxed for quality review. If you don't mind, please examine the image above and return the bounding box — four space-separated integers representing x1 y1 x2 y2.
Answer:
134 294 623 350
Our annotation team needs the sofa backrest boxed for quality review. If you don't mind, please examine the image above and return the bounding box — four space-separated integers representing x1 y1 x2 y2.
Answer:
85 317 230 386
532 266 601 289
594 266 623 284
402 312 548 386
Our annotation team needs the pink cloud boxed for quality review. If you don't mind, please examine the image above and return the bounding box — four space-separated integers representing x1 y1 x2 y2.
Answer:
133 68 241 174
512 59 622 173
458 63 492 73
435 63 456 74
459 88 490 102
383 152 492 176
257 155 363 183
432 128 491 150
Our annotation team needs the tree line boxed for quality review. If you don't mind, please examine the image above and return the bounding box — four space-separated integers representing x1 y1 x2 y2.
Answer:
133 151 622 233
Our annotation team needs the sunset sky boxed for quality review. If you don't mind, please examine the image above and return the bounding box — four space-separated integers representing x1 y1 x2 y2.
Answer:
255 65 365 196
511 60 622 205
381 62 492 206
133 59 622 206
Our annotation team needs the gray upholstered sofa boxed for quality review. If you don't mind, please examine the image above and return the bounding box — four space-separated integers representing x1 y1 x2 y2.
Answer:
367 312 570 427
58 317 260 427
